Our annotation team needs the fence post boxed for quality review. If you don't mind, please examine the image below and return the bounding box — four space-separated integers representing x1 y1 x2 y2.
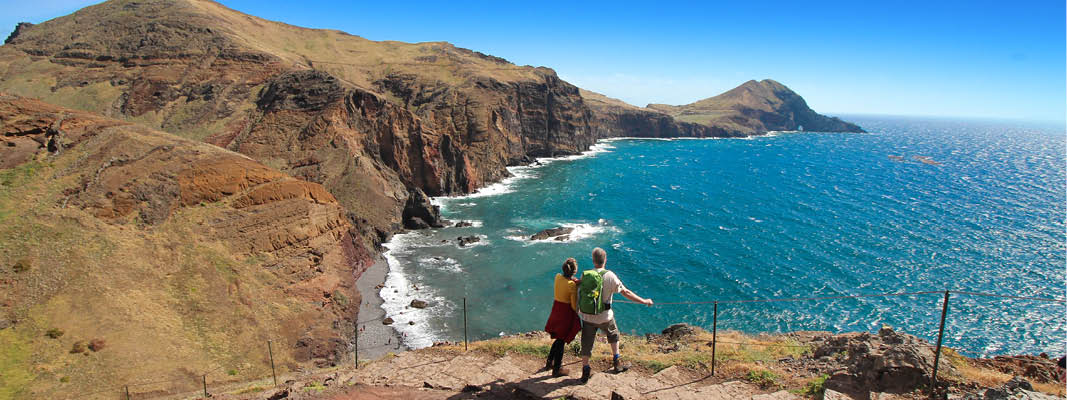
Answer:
267 340 278 386
711 301 718 376
931 290 950 389
125 385 130 400
202 375 208 397
463 297 469 351
354 326 359 369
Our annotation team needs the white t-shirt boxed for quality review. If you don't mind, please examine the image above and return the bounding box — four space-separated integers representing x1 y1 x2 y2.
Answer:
579 269 626 325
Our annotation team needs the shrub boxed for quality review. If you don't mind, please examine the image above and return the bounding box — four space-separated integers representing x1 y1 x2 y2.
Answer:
744 369 781 388
227 369 238 376
802 374 828 397
70 341 86 354
11 259 31 273
45 328 64 339
88 338 106 352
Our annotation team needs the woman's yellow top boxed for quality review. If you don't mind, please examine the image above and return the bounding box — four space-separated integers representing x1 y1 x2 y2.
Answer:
553 274 579 312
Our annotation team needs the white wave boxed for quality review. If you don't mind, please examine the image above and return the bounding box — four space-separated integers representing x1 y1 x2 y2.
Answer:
415 256 463 273
380 232 448 349
433 140 615 202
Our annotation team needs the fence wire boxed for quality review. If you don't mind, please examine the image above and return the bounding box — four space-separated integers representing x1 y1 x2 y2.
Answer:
80 288 1064 399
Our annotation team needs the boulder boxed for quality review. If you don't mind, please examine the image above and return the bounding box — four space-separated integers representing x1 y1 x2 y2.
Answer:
530 227 573 241
382 317 394 325
454 221 474 228
410 299 428 309
965 376 1061 400
662 323 698 339
402 188 444 229
816 326 956 395
457 236 481 247
405 217 430 230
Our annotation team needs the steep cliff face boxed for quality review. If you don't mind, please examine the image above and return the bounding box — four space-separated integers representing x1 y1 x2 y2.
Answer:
580 89 743 139
0 96 371 398
0 0 604 248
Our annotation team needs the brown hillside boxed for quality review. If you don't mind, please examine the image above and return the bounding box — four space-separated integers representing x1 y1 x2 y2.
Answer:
647 79 865 134
0 0 609 251
0 96 370 399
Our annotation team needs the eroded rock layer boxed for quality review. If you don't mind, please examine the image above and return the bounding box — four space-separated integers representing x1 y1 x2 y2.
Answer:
0 96 371 398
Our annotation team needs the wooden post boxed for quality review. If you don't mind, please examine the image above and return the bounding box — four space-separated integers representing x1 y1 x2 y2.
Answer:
125 385 130 400
202 375 208 397
354 328 359 369
463 297 469 351
711 301 718 376
267 340 278 386
931 291 950 389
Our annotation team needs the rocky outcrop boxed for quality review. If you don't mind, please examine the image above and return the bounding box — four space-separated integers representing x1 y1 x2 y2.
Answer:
964 377 1061 400
457 236 481 247
3 22 33 45
403 188 444 229
812 326 955 396
530 226 574 241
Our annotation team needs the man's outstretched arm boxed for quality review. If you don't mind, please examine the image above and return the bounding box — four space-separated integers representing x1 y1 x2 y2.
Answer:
620 288 653 306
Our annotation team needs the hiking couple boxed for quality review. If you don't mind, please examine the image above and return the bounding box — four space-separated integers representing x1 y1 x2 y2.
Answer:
543 247 654 383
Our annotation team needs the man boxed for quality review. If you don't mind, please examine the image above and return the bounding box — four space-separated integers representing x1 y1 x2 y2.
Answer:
577 247 653 384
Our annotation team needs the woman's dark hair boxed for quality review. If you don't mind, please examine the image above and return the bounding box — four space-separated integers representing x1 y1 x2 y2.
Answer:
562 258 578 278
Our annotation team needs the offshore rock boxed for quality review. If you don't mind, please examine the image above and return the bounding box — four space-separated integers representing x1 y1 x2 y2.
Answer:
403 188 444 229
530 227 573 241
457 236 481 247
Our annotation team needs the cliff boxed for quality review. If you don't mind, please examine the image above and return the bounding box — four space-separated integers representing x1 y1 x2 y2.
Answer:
0 0 600 251
646 79 865 134
580 89 744 139
0 96 371 398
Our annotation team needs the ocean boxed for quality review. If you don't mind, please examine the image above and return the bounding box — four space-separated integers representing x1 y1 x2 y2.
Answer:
379 116 1066 357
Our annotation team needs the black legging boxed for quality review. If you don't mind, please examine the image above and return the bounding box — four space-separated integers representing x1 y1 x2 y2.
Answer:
547 339 566 371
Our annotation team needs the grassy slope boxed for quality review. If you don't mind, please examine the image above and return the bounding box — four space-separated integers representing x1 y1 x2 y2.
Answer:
0 158 304 398
0 98 358 399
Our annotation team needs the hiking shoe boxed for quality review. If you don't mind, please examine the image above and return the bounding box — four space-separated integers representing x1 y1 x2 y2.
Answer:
580 365 591 384
552 367 569 377
612 357 629 373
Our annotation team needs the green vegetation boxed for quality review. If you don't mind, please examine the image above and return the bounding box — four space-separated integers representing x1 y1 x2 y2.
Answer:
475 338 551 358
45 328 64 339
744 369 781 388
0 329 34 399
799 374 828 397
0 161 46 188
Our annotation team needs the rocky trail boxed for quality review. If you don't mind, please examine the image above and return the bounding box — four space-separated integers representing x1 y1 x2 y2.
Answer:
215 349 805 400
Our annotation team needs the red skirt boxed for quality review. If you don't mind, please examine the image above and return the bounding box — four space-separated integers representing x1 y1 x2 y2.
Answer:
544 300 582 342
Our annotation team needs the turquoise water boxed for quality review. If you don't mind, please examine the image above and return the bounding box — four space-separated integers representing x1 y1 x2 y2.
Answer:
380 116 1066 356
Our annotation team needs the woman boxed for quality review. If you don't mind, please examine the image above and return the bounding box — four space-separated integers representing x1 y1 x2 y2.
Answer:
543 258 582 377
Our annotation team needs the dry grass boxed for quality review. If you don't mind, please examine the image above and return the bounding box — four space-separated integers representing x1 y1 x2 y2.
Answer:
0 149 309 398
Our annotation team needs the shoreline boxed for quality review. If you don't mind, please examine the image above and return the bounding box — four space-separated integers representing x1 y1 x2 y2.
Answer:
355 256 406 359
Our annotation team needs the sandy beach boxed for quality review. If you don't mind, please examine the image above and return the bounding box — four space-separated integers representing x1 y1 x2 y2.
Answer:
355 256 406 360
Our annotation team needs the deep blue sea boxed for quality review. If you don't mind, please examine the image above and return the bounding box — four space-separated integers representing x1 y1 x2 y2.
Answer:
381 116 1066 357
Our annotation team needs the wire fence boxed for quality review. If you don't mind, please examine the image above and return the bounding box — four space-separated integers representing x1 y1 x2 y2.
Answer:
86 289 1063 399
614 289 1065 388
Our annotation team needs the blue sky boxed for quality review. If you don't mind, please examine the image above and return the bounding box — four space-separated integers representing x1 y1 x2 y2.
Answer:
1 0 1065 122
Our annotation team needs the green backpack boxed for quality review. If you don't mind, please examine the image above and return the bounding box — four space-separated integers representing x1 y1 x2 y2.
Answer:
578 269 609 315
